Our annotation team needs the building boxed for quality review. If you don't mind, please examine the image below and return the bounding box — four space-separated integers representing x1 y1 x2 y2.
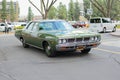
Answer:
0 1 19 22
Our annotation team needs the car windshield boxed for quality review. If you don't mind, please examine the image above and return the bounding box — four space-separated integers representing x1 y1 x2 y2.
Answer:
39 21 74 31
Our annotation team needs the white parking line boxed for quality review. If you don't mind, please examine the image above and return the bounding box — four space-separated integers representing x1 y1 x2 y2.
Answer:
94 48 120 54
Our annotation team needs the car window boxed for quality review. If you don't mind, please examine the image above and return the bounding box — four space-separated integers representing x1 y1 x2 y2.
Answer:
90 18 101 23
37 21 74 31
55 21 74 30
26 22 35 31
21 24 26 26
1 24 5 26
32 22 39 32
102 19 110 23
39 22 56 31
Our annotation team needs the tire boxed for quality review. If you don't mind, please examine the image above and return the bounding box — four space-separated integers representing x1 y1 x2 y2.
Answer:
112 27 116 32
44 43 56 57
103 28 106 33
20 38 29 48
7 28 12 32
81 48 91 54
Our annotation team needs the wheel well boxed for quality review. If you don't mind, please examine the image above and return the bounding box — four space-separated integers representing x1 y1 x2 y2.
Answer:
20 37 23 42
7 27 12 31
42 41 48 50
8 27 12 29
103 27 106 31
20 37 23 40
103 27 106 29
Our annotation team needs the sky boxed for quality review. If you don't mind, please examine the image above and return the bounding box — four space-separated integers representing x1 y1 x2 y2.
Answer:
0 0 83 17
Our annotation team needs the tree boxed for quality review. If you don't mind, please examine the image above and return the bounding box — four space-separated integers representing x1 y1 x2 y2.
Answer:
48 6 57 19
89 0 120 19
1 0 7 22
27 7 34 21
68 0 75 21
110 1 120 20
84 0 102 19
28 0 57 19
74 0 80 21
57 2 67 19
10 0 15 22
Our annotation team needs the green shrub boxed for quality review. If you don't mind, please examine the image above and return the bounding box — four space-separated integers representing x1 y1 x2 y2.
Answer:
116 24 120 29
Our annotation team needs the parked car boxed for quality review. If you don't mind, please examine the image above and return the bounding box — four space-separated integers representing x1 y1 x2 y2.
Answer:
14 22 27 30
0 23 13 32
69 21 86 28
7 23 14 31
15 20 101 57
89 17 116 33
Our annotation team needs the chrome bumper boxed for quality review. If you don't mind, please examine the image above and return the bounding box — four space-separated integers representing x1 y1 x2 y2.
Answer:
56 42 101 51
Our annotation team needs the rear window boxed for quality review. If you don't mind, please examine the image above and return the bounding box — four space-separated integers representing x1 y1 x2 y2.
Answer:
102 18 111 23
90 18 101 23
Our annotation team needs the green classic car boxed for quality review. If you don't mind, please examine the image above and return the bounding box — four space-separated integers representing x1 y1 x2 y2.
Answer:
15 20 101 57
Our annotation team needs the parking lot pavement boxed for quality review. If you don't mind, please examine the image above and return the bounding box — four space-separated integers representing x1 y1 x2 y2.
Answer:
0 32 14 36
110 29 120 37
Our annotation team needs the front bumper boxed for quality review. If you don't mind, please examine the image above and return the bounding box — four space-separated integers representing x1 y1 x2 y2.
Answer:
56 42 100 51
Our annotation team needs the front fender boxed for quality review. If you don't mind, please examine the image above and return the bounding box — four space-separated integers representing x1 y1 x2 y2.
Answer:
44 36 58 50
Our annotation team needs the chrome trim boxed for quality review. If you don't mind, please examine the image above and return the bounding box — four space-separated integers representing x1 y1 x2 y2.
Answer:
56 41 100 51
59 36 101 44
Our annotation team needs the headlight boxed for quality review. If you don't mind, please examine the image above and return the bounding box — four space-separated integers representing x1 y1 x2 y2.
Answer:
95 36 98 41
59 39 62 44
58 39 67 44
90 37 94 41
97 36 101 41
63 39 67 43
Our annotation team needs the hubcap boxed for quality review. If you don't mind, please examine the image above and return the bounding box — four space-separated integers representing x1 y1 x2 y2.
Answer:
46 45 51 55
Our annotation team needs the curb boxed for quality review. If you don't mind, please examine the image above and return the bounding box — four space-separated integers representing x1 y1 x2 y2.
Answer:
110 29 120 37
110 33 120 37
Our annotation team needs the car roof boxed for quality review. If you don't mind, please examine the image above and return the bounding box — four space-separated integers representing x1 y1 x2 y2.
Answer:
0 23 5 24
32 19 65 23
90 17 110 19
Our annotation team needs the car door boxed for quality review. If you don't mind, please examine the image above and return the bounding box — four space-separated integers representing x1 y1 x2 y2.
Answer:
29 22 39 46
22 22 35 44
0 23 5 31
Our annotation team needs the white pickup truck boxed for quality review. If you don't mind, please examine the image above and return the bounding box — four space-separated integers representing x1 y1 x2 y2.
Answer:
89 17 116 33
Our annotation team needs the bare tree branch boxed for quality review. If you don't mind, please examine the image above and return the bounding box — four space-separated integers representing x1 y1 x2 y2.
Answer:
41 0 46 12
46 0 49 9
90 0 107 17
28 0 43 15
28 0 57 19
48 0 57 11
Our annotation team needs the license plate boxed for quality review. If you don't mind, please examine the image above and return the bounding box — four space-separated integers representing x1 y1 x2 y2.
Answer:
76 46 85 51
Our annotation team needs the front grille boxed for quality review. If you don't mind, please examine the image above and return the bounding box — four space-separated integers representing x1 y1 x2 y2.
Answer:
68 38 75 43
66 37 91 43
84 37 90 42
76 38 82 42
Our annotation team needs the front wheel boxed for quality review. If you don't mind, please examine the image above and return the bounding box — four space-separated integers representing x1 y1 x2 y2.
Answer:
44 43 56 57
20 38 29 48
112 27 116 32
81 48 91 54
103 28 106 33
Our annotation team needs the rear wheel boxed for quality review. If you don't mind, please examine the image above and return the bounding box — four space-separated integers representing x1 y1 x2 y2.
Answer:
112 27 116 32
81 48 91 54
20 38 29 48
103 28 106 33
44 43 56 57
7 28 12 32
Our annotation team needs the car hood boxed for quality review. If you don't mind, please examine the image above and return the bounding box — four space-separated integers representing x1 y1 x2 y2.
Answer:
43 29 99 39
